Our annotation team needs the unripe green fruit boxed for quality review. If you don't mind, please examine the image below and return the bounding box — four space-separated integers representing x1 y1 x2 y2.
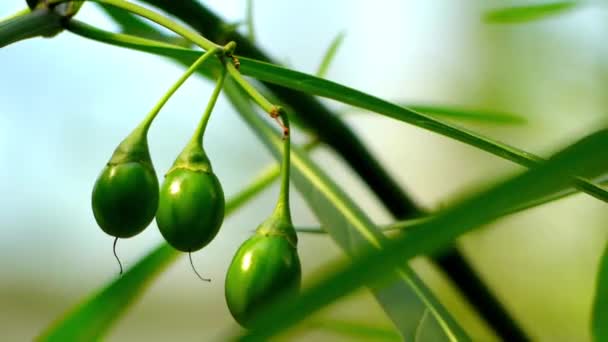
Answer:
156 168 225 252
92 161 159 238
225 234 301 327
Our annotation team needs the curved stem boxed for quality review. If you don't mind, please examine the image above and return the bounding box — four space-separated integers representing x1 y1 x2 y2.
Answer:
50 0 221 51
139 48 219 133
191 65 227 145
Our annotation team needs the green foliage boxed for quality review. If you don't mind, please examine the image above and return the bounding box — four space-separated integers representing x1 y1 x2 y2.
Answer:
2 1 606 340
236 129 608 340
224 80 468 340
485 1 580 23
593 242 608 341
316 31 345 78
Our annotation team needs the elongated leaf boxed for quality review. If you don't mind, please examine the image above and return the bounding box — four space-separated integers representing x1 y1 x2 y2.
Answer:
307 319 401 341
235 58 608 203
485 1 579 23
297 174 608 234
64 23 608 204
344 104 527 125
224 80 468 341
39 154 291 340
316 31 345 78
39 244 178 341
245 0 255 43
235 130 608 340
592 242 608 340
402 104 526 125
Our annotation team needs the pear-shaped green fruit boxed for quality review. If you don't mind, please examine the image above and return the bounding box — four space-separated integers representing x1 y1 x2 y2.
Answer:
92 161 159 238
156 167 224 252
225 234 301 327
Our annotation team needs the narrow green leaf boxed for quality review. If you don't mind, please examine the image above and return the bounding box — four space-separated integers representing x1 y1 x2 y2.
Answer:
307 319 401 341
316 31 345 78
485 1 579 23
235 58 608 203
236 129 608 340
297 174 608 235
39 244 178 341
246 0 255 43
344 104 527 125
592 241 608 340
404 104 527 125
38 150 294 340
224 80 469 341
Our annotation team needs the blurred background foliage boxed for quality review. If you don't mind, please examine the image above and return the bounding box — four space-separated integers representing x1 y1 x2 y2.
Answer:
0 0 606 340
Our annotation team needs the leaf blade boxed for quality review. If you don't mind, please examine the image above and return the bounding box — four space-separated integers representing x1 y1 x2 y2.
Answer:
484 1 579 23
592 242 608 340
316 31 345 78
236 129 608 340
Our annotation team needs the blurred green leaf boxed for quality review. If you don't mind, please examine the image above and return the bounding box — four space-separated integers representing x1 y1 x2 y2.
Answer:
344 103 527 125
316 31 345 78
38 151 294 340
402 104 526 125
246 0 255 43
307 319 401 341
484 1 579 23
224 80 468 341
39 244 178 341
592 241 608 340
236 129 608 340
297 174 608 234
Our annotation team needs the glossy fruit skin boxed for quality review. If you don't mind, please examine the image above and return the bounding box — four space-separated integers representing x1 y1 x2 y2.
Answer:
156 168 224 252
92 161 159 238
225 234 301 327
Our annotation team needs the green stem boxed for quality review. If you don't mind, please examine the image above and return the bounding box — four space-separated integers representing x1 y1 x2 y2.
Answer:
50 0 221 51
190 65 227 144
0 8 62 48
274 111 291 220
0 8 30 22
139 48 219 133
226 61 275 114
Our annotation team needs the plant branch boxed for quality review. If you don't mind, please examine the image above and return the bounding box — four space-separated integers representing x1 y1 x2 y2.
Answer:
0 8 62 48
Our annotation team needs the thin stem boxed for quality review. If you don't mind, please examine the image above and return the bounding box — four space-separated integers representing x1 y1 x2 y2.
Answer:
50 0 221 51
191 66 227 144
139 48 219 133
275 111 291 220
226 62 275 114
227 138 319 213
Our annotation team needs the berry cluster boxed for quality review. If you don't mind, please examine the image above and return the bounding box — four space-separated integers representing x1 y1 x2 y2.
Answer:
90 47 300 327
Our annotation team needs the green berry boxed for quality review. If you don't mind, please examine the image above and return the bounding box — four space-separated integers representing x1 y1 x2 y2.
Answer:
92 129 159 239
156 167 225 252
225 233 301 327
